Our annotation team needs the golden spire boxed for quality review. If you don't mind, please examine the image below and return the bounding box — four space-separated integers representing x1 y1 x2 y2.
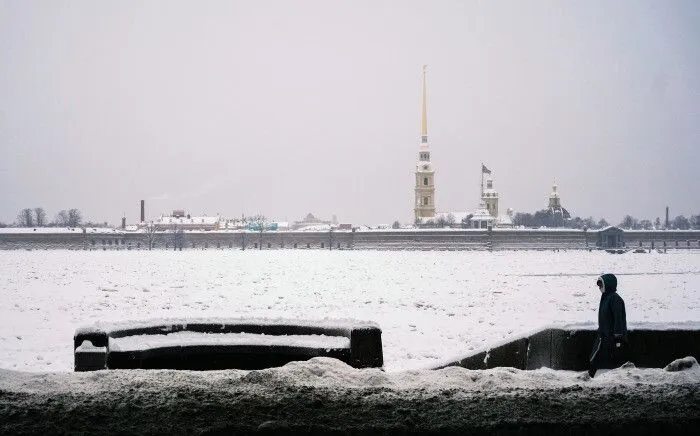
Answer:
421 65 428 140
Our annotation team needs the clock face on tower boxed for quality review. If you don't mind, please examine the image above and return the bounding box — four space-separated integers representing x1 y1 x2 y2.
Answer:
423 165 429 170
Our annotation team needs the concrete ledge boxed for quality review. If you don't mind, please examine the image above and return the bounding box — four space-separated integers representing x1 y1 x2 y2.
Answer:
74 318 383 371
440 337 528 370
437 326 700 371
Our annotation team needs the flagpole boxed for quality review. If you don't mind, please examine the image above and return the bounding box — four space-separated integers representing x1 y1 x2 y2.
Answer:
480 163 484 198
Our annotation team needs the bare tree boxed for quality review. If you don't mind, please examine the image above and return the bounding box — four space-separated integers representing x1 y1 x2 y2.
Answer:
446 213 456 227
436 215 447 228
16 208 34 227
248 214 267 249
461 215 472 228
67 208 82 227
167 226 185 251
672 215 690 230
639 219 653 230
691 215 700 230
582 217 596 229
54 210 69 226
144 222 158 250
34 207 46 227
619 215 638 230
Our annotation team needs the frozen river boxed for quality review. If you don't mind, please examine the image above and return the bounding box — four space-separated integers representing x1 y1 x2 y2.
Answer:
1 250 698 372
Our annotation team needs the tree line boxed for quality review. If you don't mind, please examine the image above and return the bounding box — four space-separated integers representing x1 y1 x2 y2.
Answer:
3 207 699 231
618 214 700 230
403 210 700 231
513 210 699 230
513 211 608 229
411 214 471 229
9 207 84 227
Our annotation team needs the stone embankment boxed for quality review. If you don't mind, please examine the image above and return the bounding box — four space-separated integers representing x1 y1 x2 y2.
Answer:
0 228 699 251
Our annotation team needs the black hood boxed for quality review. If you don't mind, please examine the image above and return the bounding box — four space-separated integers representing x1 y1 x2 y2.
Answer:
597 273 618 293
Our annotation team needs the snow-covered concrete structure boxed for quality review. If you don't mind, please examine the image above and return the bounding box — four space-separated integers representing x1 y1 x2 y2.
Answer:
74 318 383 371
434 323 700 371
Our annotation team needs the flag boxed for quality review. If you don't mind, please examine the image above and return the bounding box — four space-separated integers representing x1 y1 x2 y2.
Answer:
482 164 491 174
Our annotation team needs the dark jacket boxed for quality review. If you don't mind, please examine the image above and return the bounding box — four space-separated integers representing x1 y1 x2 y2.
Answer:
589 273 628 375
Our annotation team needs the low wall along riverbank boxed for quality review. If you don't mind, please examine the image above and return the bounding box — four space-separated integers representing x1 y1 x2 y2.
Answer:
435 326 700 371
0 227 699 251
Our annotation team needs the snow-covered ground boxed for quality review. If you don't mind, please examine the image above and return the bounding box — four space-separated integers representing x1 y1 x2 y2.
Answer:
1 250 698 372
2 357 698 434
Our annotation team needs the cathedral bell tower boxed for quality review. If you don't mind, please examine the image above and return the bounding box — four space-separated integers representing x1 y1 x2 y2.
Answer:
414 65 436 222
549 182 561 208
482 177 499 218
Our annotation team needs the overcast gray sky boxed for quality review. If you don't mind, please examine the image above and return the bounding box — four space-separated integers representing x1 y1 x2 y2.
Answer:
1 0 698 226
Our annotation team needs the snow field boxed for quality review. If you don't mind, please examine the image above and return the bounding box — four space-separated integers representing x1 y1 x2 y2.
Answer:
0 250 698 372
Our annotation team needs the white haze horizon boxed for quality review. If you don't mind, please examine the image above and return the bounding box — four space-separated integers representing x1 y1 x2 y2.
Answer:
1 1 699 226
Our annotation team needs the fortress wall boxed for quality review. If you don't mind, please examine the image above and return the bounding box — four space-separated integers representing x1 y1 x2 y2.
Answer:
490 229 590 250
0 233 88 250
147 231 355 251
352 230 490 250
623 231 700 249
1 229 699 251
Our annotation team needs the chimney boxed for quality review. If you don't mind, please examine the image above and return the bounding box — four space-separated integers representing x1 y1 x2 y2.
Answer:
665 206 669 229
141 200 145 223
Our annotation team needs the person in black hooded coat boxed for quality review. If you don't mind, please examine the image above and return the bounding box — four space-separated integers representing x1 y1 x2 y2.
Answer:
589 273 629 377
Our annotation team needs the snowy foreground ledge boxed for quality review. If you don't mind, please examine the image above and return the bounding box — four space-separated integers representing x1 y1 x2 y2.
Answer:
1 357 698 435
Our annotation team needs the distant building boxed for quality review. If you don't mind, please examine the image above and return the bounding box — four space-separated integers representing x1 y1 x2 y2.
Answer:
416 165 512 229
415 65 436 222
597 225 624 248
496 208 515 228
482 177 499 218
292 213 332 230
479 167 511 227
275 222 290 231
247 222 279 231
547 182 571 226
142 211 220 231
470 203 497 229
221 218 247 230
220 218 288 231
